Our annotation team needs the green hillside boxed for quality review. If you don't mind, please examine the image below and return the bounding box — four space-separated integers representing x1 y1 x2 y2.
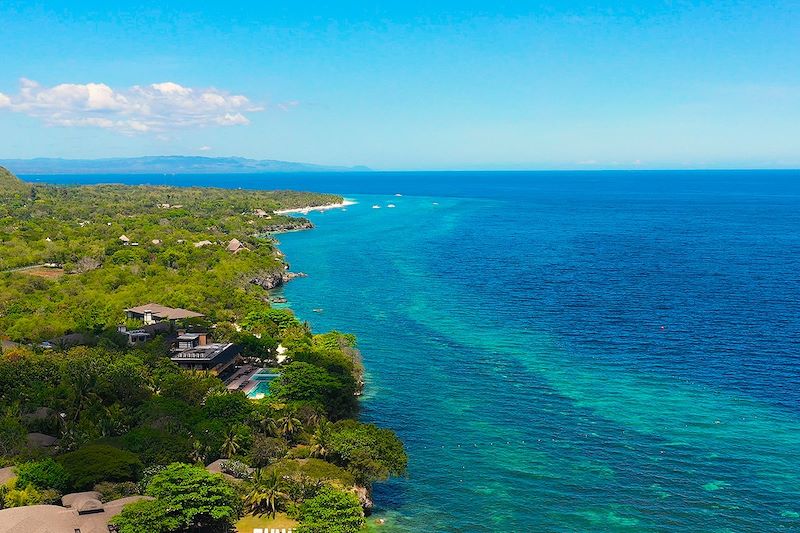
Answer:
0 166 32 195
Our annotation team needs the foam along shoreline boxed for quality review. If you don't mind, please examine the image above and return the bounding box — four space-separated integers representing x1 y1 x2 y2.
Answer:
274 199 357 215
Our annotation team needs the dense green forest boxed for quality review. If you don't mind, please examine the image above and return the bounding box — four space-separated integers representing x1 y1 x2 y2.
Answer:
0 168 406 532
0 167 337 341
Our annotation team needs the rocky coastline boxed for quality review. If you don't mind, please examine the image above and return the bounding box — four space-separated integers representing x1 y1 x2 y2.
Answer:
250 270 307 290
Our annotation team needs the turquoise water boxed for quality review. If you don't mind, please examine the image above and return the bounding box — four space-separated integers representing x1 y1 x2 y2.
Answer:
35 171 800 531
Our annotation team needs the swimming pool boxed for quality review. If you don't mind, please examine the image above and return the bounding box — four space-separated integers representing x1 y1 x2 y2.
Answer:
246 370 280 399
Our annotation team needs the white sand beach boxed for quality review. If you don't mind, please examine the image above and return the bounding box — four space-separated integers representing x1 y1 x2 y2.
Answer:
274 199 357 215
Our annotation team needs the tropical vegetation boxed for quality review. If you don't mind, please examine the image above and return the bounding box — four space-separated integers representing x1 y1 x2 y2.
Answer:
0 168 406 531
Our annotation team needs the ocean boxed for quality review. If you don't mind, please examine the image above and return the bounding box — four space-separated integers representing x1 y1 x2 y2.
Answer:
31 170 800 532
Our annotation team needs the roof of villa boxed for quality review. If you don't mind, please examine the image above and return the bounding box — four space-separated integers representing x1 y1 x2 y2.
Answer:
227 238 245 251
205 459 238 481
171 342 236 362
125 303 204 320
0 496 152 533
61 491 102 510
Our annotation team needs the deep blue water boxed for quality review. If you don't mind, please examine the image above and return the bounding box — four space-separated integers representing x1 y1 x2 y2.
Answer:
31 171 800 531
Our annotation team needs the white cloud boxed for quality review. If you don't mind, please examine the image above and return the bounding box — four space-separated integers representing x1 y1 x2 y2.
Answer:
198 145 212 151
0 78 264 134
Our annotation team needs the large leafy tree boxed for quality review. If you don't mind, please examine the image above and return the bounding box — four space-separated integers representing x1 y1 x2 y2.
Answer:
295 487 365 533
109 498 182 533
328 420 407 486
269 362 357 420
117 463 242 532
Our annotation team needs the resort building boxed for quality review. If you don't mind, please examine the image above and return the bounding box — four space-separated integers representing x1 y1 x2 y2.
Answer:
117 327 151 346
172 331 210 351
116 320 174 346
170 341 241 375
124 303 204 325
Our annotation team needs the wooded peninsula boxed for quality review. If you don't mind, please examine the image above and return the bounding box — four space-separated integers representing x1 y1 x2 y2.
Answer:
0 167 406 533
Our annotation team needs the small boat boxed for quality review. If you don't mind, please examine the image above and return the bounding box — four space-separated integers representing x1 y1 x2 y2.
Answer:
313 308 324 313
394 193 402 197
387 204 396 208
372 205 381 209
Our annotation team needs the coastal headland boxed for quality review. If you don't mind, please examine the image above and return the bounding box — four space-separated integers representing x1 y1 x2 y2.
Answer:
0 166 405 533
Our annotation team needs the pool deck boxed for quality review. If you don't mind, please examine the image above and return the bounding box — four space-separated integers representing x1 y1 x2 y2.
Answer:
225 365 280 397
225 364 260 394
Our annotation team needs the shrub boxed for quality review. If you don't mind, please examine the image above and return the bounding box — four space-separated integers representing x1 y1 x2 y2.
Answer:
138 464 166 493
267 458 355 487
249 436 289 467
287 445 312 459
93 481 140 502
220 459 251 480
15 458 69 493
2 484 60 507
58 444 142 490
0 415 26 457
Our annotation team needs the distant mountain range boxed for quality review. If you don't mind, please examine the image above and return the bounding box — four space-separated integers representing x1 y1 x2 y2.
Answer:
0 156 370 175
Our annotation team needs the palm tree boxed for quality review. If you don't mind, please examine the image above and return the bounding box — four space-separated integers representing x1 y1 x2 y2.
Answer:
99 404 126 437
277 410 302 441
251 410 278 437
309 419 332 459
221 428 241 459
66 370 99 425
301 409 322 428
245 469 287 519
190 440 207 464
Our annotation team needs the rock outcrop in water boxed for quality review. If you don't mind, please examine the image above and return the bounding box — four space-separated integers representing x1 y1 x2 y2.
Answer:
250 270 307 290
263 219 314 233
354 485 374 514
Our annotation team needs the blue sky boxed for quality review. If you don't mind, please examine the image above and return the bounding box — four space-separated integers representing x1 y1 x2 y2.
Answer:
1 1 798 170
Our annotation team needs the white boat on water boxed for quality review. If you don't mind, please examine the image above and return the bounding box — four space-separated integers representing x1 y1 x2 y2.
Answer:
387 204 396 208
372 204 381 209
